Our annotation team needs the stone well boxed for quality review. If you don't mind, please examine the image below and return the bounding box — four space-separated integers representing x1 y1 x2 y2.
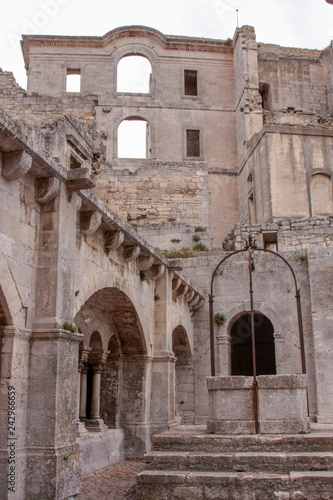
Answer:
207 374 310 434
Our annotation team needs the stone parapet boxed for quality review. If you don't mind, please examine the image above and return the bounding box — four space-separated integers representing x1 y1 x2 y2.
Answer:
207 374 310 435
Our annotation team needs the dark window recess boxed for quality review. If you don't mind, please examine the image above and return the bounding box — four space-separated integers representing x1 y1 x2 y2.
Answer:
70 155 82 169
263 232 278 251
186 129 200 157
184 70 198 96
231 313 276 376
259 82 271 111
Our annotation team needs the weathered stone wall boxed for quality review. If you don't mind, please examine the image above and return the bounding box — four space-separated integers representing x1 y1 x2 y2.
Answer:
93 159 210 229
235 215 333 251
238 128 333 225
258 44 327 115
0 69 97 127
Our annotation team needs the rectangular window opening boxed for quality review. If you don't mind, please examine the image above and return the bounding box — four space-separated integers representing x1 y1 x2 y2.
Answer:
263 232 278 251
186 129 200 157
66 69 81 93
184 70 198 96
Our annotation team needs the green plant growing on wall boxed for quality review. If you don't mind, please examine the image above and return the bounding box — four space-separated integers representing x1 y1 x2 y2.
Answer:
192 234 200 242
105 247 111 256
161 247 192 258
295 250 308 263
214 313 226 326
194 226 207 232
214 268 223 276
75 290 80 296
171 238 181 243
193 243 209 252
63 320 78 333
154 289 160 301
139 270 149 282
223 237 236 252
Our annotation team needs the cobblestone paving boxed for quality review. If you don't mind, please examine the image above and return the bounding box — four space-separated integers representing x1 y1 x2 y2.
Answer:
78 461 145 500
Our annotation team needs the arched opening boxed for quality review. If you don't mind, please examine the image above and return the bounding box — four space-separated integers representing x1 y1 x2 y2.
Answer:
311 173 332 215
231 313 276 376
259 82 272 111
100 335 121 428
86 331 103 420
75 287 149 458
172 325 194 425
117 54 152 94
117 117 150 159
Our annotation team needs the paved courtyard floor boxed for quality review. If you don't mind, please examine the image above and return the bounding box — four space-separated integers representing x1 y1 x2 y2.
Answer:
78 461 145 500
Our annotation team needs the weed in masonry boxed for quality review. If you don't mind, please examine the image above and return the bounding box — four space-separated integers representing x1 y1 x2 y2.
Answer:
214 313 226 326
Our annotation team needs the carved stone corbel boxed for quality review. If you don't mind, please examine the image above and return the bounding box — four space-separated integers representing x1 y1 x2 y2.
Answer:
80 211 102 235
177 283 189 298
138 255 155 271
191 297 204 311
105 229 124 250
2 150 32 181
184 289 195 303
172 277 182 292
123 245 141 262
150 263 165 281
188 294 200 308
35 177 60 204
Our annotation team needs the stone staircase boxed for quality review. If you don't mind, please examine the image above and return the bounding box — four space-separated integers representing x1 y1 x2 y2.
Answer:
136 425 333 499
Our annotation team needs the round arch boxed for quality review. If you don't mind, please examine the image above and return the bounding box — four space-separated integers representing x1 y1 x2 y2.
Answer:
0 249 24 326
216 302 285 376
113 45 157 97
172 325 194 425
75 286 148 355
230 312 276 376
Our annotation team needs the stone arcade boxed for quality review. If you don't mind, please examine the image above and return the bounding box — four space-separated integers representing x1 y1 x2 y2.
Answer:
0 25 333 499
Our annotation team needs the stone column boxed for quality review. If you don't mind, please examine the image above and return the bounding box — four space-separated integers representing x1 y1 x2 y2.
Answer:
77 346 91 435
85 351 109 432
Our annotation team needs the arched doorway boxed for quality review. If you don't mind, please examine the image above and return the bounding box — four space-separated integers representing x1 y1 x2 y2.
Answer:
172 325 194 425
230 313 276 376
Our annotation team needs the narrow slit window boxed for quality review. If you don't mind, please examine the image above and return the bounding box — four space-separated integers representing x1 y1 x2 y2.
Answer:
186 129 200 157
66 69 81 93
184 70 198 96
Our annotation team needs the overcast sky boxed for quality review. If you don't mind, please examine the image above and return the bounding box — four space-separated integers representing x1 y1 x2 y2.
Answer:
1 0 333 89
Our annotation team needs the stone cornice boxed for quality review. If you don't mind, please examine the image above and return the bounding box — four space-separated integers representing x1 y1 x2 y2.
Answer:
21 25 233 68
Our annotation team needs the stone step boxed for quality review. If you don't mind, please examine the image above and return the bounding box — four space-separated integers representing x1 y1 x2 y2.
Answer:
144 450 333 474
151 429 333 454
137 469 333 500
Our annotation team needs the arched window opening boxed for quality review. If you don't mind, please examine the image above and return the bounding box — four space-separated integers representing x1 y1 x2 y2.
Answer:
172 326 194 425
311 173 333 215
259 82 272 111
231 313 276 376
117 55 152 94
118 118 150 159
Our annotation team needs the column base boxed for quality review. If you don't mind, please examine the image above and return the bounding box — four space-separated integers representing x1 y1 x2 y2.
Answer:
76 420 88 436
85 418 108 432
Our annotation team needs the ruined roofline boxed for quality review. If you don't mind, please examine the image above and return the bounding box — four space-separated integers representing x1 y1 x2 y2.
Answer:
21 25 233 68
258 42 324 61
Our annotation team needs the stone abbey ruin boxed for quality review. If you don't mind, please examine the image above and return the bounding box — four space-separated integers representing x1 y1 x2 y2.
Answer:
0 24 333 499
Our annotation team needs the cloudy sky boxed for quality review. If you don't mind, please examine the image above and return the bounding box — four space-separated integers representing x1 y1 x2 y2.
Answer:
1 0 333 89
